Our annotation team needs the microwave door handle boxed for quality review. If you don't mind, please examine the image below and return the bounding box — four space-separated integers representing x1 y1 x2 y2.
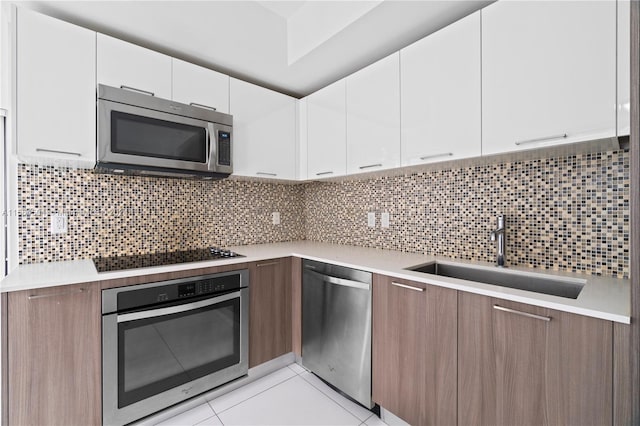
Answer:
116 290 240 323
207 122 216 169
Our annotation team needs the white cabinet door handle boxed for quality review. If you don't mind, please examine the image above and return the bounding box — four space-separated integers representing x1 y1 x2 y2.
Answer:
120 85 155 97
190 102 217 111
419 152 453 161
515 133 567 146
359 163 382 170
36 148 82 157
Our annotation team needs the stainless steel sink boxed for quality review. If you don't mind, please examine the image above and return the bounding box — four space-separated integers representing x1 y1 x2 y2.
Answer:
406 262 584 299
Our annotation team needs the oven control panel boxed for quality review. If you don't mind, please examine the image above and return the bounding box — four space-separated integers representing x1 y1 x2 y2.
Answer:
112 270 248 312
177 274 241 298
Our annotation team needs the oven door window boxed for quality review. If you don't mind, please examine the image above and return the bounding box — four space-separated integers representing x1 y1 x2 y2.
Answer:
117 298 240 408
111 111 207 163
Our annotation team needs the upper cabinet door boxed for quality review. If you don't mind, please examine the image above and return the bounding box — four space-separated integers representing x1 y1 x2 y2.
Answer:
346 53 400 174
172 59 230 113
97 34 172 99
306 79 347 179
16 8 96 167
618 0 630 136
401 12 481 166
482 1 616 155
230 78 297 180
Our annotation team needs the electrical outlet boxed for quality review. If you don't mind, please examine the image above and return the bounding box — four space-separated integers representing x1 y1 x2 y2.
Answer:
381 212 390 228
272 212 281 225
50 214 67 234
367 212 376 228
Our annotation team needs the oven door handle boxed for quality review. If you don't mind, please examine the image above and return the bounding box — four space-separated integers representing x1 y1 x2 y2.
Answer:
117 291 240 323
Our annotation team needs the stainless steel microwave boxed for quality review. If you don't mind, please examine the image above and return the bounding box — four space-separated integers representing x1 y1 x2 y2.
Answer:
97 84 233 179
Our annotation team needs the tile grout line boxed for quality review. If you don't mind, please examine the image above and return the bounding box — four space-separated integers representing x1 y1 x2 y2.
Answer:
209 373 298 416
298 372 371 424
192 413 222 426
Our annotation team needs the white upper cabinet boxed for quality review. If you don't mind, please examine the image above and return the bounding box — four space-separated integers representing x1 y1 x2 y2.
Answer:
97 33 172 99
306 79 347 179
172 59 229 113
297 98 308 180
346 53 400 174
401 12 481 166
230 78 297 180
618 0 630 136
16 8 96 167
482 1 616 155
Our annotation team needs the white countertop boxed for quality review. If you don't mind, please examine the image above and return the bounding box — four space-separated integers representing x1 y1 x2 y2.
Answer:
0 241 630 323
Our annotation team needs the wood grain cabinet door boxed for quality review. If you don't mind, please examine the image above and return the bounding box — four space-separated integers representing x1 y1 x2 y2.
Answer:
372 275 457 426
7 283 101 426
249 258 292 367
458 292 612 426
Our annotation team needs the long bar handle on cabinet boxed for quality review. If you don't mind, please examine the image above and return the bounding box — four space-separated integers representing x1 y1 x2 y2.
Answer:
359 164 382 170
419 152 453 161
28 288 86 300
316 171 333 176
515 133 567 146
391 282 425 292
256 172 277 177
257 261 280 268
35 148 82 157
493 304 551 322
190 102 217 111
120 85 155 97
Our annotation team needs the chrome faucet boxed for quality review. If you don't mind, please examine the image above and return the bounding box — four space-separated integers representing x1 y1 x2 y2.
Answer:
490 215 506 267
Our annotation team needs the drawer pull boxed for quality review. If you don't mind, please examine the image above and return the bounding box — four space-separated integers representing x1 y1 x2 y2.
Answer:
35 148 82 157
515 133 567 146
493 304 551 322
391 282 425 292
419 152 453 161
120 85 155 97
359 163 382 170
256 172 277 177
257 261 280 268
28 288 86 300
316 171 333 176
190 102 217 111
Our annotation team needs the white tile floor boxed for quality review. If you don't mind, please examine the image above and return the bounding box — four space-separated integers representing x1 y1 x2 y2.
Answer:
155 364 387 426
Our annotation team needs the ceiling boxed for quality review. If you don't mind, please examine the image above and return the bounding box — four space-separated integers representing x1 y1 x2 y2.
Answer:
17 0 492 98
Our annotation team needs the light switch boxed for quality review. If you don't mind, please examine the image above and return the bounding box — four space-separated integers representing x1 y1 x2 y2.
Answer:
367 212 376 228
381 212 390 228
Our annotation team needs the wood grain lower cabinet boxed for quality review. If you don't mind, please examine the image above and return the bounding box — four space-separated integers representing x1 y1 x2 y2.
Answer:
7 283 101 426
249 258 292 367
372 275 457 426
458 292 613 426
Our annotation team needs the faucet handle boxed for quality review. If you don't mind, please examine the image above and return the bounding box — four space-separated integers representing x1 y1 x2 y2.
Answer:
490 231 496 242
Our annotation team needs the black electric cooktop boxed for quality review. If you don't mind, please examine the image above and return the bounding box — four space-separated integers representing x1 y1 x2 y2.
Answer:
93 247 244 273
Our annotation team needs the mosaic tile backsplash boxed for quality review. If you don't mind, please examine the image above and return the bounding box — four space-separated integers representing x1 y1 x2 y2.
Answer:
304 150 630 278
18 149 629 278
17 166 304 263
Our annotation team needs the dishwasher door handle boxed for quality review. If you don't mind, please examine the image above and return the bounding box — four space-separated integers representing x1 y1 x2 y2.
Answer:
305 269 370 290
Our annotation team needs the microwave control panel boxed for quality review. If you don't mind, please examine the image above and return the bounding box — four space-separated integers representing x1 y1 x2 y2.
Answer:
218 131 231 166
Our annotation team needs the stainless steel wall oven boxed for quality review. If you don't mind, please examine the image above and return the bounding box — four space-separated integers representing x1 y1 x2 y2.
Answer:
102 270 249 425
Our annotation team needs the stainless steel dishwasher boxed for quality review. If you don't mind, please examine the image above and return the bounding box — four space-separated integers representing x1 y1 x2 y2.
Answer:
302 259 373 408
